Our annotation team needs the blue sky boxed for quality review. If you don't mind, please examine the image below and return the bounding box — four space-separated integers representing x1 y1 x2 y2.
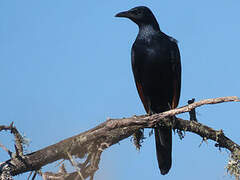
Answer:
0 1 239 179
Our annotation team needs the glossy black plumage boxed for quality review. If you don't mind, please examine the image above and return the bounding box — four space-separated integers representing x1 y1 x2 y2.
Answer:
116 6 181 175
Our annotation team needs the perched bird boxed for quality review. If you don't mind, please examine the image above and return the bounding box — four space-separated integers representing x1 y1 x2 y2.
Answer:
115 6 181 175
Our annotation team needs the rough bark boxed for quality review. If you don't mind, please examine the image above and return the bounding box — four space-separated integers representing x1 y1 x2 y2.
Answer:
0 96 239 180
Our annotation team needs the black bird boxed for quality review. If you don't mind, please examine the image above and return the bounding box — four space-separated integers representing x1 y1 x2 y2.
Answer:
115 6 181 175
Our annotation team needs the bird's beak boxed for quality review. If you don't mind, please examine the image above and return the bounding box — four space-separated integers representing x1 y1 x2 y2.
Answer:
115 10 130 18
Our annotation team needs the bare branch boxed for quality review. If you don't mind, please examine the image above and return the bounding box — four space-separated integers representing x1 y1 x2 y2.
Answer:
0 96 239 179
0 122 24 157
66 152 84 180
0 142 12 158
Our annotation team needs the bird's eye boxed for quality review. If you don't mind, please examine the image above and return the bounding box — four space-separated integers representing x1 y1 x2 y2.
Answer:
132 9 141 15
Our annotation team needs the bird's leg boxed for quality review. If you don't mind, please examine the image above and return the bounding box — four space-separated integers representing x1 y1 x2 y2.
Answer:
167 103 177 129
167 103 185 139
147 109 155 136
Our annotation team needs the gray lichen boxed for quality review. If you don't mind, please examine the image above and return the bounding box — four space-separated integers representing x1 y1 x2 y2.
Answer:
226 152 240 180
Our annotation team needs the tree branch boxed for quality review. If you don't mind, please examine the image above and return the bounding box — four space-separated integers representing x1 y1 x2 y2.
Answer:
0 96 239 179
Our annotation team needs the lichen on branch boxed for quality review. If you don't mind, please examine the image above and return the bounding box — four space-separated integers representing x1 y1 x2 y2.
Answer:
0 96 239 180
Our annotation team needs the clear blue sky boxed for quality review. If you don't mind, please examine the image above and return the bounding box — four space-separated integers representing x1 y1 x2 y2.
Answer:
0 1 239 179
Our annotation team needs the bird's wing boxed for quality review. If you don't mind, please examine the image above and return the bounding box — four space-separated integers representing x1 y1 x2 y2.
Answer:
131 49 150 113
170 42 181 109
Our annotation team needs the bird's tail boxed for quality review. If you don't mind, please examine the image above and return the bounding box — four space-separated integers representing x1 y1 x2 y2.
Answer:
154 127 172 175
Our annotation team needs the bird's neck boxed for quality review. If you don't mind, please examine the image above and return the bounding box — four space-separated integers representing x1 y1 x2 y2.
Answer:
137 24 160 40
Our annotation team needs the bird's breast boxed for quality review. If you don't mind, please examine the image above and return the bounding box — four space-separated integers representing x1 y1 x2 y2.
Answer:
145 47 157 57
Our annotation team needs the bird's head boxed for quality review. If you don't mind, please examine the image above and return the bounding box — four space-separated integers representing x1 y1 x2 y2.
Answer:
115 6 159 28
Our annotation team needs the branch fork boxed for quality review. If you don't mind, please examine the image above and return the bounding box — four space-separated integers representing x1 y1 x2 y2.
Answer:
0 96 239 180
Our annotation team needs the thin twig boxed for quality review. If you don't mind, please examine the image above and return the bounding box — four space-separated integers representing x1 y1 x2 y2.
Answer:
67 152 84 180
0 122 24 156
158 96 239 117
0 96 238 179
0 142 12 157
27 171 33 180
31 171 37 180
